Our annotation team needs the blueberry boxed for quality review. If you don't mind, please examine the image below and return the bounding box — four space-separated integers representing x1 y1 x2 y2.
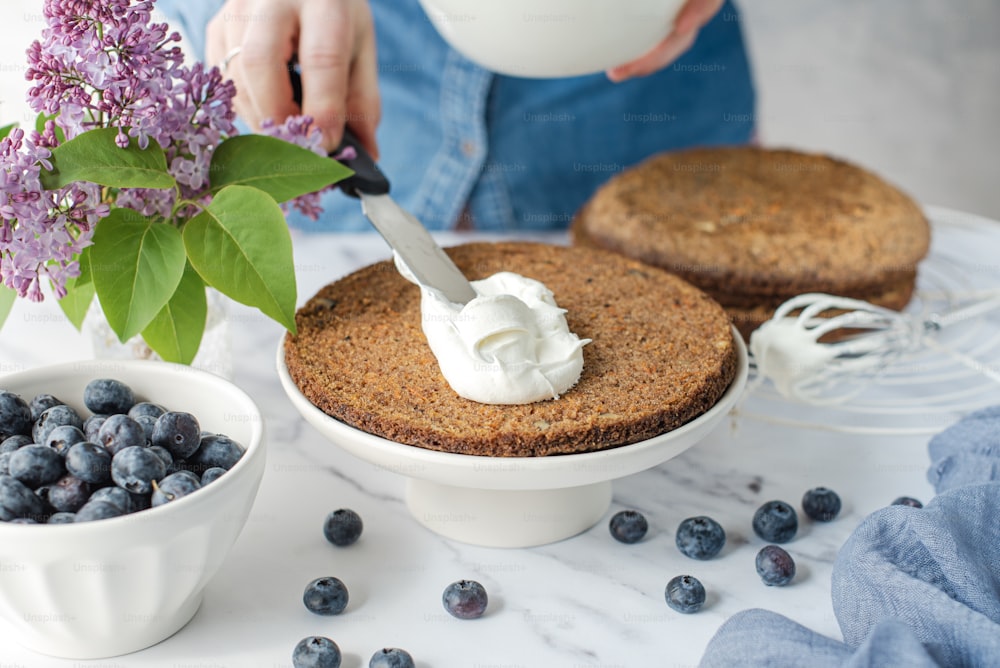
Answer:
65 441 112 484
756 545 796 586
0 391 32 438
323 508 363 547
200 467 227 485
369 647 415 668
88 485 137 514
752 500 798 543
292 636 342 668
32 404 83 445
97 414 146 455
47 475 91 513
8 443 65 488
128 402 166 421
47 511 77 524
75 499 126 522
0 434 32 454
0 452 11 476
442 579 488 619
83 414 107 442
148 445 174 469
151 470 202 506
609 509 648 544
0 474 48 521
8 517 38 524
892 496 923 508
29 393 64 421
111 445 166 494
44 424 86 456
134 414 158 444
152 411 201 459
303 577 349 615
675 516 726 560
802 487 842 522
186 433 244 473
83 378 134 415
665 574 706 614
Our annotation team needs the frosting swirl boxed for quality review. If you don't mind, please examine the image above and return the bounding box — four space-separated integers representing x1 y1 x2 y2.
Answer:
396 255 589 404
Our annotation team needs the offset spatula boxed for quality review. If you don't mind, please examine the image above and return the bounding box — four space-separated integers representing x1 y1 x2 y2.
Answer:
290 69 477 305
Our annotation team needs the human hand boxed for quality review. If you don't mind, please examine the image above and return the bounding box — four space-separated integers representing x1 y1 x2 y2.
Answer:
605 0 725 82
206 0 380 156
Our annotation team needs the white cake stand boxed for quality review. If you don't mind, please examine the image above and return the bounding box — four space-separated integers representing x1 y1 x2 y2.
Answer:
276 332 748 548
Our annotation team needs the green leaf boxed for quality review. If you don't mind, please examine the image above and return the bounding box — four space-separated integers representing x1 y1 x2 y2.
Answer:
0 124 15 141
141 263 207 365
209 135 352 203
56 246 95 330
91 209 187 341
39 127 176 190
0 285 15 330
183 185 297 333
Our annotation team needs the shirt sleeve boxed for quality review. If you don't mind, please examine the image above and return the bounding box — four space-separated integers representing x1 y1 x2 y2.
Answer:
154 0 226 62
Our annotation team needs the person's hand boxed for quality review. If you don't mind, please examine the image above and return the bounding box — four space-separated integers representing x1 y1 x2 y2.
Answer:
606 0 725 82
206 0 380 156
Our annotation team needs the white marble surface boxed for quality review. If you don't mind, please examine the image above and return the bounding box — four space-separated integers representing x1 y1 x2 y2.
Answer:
6 212 1000 666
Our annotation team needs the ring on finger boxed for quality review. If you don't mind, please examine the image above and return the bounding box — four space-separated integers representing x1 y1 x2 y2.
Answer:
221 45 243 74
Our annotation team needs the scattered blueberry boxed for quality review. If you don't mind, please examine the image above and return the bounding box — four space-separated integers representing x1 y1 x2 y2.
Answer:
292 636 342 668
111 445 166 494
8 443 65 488
0 452 11 476
609 509 648 544
675 516 726 560
47 475 92 513
752 500 798 543
186 433 245 473
0 391 32 438
303 577 349 615
75 498 126 522
47 511 76 524
44 424 86 456
83 378 134 415
128 402 166 421
97 414 146 455
148 445 174 469
200 467 227 485
0 474 48 521
152 411 201 459
0 434 32 454
756 545 796 586
369 647 415 668
892 496 923 508
134 414 158 444
29 394 64 421
802 487 842 522
323 508 363 547
32 404 83 445
152 471 202 506
442 579 488 619
665 575 706 614
83 414 107 442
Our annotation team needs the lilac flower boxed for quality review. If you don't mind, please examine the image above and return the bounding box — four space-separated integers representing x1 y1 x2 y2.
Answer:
260 116 332 221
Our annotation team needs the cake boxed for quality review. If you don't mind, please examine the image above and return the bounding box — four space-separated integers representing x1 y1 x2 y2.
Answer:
570 147 931 339
284 242 738 457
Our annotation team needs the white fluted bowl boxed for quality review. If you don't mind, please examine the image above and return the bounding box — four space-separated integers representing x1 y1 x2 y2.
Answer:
418 0 686 77
0 361 266 659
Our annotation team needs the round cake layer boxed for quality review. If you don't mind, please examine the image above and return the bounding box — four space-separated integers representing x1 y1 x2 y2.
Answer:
285 242 738 457
571 147 931 302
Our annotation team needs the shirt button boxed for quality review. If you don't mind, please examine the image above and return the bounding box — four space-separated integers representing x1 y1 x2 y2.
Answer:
461 140 477 157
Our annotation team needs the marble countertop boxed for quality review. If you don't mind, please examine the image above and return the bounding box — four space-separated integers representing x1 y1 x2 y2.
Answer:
3 210 997 667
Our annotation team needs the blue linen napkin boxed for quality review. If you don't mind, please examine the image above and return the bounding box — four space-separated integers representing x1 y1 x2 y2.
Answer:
700 408 1000 667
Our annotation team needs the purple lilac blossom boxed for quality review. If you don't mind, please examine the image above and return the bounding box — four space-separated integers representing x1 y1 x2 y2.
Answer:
1 0 325 302
259 116 335 221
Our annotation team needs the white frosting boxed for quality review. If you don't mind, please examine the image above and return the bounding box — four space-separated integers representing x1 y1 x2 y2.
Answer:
395 254 590 404
749 317 839 398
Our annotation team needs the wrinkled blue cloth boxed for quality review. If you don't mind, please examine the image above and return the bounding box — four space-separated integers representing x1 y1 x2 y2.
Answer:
701 409 1000 667
155 0 755 232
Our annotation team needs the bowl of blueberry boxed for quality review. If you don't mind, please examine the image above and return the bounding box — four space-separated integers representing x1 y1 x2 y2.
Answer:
0 360 266 659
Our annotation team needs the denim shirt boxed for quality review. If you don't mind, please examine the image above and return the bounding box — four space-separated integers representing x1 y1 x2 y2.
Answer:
156 0 755 232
